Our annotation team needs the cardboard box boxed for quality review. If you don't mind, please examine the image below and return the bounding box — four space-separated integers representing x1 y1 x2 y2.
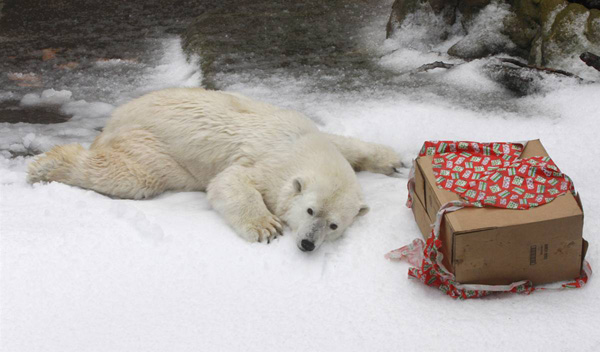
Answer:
411 140 587 285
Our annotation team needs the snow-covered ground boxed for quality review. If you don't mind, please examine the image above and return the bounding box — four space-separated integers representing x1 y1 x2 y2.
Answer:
2 7 600 352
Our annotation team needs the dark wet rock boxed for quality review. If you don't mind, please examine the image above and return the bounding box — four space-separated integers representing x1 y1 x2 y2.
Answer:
448 32 512 59
580 51 600 70
502 11 540 57
570 1 600 10
385 0 492 36
387 0 422 36
0 100 71 124
386 0 493 40
386 0 458 39
484 57 582 95
457 0 494 23
182 0 391 90
486 61 548 95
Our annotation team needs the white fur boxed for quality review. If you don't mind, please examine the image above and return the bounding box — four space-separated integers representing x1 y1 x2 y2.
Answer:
28 88 402 250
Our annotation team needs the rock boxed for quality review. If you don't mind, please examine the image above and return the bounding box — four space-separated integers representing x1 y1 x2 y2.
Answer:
526 0 566 65
539 0 567 24
428 0 459 24
511 0 543 23
503 11 540 57
448 2 516 59
386 0 503 58
542 3 593 65
448 32 512 58
386 0 458 41
387 0 421 38
387 0 600 72
580 51 600 70
457 0 493 24
571 1 600 10
183 1 385 90
484 58 581 95
586 9 600 44
485 62 543 95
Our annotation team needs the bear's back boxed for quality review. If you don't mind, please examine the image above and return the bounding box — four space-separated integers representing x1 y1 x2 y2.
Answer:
93 88 320 185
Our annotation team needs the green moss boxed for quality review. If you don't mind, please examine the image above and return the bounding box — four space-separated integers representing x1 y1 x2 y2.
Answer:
512 0 542 23
504 12 540 51
542 3 590 65
539 0 567 25
550 3 589 41
586 9 600 44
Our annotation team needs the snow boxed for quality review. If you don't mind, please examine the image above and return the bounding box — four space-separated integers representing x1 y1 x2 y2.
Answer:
2 14 600 352
20 89 73 107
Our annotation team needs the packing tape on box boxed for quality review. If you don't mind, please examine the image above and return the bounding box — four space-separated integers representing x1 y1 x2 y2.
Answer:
387 141 592 299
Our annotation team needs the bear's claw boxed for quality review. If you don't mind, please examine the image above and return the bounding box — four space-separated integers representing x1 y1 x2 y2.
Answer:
250 214 284 244
391 162 407 178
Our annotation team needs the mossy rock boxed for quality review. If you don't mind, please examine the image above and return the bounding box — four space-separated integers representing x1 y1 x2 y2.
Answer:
587 9 600 44
543 3 592 65
548 3 588 39
386 0 600 69
511 0 542 24
503 11 540 53
539 0 568 25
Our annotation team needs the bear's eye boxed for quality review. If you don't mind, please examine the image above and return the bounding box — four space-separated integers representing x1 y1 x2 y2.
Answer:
330 223 338 230
307 208 313 216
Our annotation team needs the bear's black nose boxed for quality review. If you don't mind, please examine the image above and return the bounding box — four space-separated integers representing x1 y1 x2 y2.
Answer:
301 240 315 252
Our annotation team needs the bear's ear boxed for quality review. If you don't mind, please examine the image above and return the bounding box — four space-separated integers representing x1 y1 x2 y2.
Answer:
293 178 303 193
357 205 370 217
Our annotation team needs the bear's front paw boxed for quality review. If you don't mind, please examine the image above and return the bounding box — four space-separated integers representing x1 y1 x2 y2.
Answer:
243 214 284 244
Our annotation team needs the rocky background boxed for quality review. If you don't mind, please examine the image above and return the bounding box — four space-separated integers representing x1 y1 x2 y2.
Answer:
2 0 600 127
181 0 391 90
387 0 600 68
178 0 600 97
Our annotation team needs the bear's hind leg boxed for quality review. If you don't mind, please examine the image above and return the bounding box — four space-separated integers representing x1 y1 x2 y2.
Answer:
28 143 89 186
325 133 404 177
207 165 283 243
28 130 199 199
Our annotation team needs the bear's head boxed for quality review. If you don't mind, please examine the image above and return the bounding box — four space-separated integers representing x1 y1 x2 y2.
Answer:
282 175 369 252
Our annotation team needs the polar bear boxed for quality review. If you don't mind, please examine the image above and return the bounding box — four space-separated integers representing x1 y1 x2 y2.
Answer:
28 88 402 251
